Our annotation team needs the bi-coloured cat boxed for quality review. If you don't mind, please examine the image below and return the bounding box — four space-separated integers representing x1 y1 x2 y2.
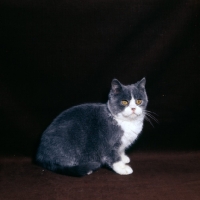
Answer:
36 78 148 176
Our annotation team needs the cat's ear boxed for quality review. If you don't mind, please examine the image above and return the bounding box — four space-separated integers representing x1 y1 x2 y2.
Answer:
137 77 146 89
111 79 122 94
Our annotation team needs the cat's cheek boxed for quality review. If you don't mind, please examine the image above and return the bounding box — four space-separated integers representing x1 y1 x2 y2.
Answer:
135 108 142 116
122 107 133 116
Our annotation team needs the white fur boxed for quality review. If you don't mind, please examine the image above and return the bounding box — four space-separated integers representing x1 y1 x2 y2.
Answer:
112 161 133 175
121 153 130 163
115 97 144 153
116 116 144 152
109 97 145 175
117 97 143 120
87 171 93 175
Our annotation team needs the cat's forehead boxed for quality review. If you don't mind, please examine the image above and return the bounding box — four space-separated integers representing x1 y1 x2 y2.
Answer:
123 84 143 98
126 84 137 90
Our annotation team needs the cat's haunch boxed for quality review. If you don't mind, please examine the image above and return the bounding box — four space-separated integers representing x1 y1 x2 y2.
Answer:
36 78 148 176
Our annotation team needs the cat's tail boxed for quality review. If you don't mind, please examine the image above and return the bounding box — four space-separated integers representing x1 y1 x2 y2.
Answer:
37 161 101 177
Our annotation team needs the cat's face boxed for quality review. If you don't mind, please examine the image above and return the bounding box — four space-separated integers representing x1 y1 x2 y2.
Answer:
108 78 148 121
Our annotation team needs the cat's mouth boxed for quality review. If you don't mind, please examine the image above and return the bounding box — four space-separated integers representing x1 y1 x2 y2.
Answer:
123 112 139 118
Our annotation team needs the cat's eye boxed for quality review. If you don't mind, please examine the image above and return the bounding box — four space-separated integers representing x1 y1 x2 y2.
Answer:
121 100 129 106
135 99 142 105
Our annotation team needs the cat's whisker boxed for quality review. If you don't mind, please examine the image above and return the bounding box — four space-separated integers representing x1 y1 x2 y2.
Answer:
144 110 158 116
144 110 158 120
145 113 159 123
145 113 158 123
144 115 154 127
143 110 158 127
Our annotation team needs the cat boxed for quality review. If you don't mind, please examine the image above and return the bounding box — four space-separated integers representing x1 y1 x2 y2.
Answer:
36 78 148 176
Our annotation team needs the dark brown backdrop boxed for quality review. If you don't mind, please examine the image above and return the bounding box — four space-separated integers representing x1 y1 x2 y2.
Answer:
0 0 200 156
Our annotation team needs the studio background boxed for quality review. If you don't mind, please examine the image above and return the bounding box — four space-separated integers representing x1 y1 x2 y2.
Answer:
0 0 200 157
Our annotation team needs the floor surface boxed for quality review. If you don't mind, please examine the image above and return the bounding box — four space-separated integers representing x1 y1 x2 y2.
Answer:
1 151 200 200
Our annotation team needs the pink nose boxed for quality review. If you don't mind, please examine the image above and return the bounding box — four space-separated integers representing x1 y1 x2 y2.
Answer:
131 108 136 111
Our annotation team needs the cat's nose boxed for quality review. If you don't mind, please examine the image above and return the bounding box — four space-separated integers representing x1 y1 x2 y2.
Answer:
131 108 136 111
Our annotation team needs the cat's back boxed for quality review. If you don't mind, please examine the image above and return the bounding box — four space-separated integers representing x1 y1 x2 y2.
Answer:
53 103 108 123
42 103 110 136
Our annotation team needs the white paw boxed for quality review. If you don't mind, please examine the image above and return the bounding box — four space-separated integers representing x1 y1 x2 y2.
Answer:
112 161 133 175
87 171 93 175
121 154 130 164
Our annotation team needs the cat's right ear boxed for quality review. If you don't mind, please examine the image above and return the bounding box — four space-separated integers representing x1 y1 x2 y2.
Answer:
111 79 122 94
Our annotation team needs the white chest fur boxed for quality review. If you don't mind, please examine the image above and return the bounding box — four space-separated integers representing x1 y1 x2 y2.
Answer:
115 117 144 152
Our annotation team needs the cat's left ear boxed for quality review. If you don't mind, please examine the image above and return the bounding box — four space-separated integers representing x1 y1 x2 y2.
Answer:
137 77 146 89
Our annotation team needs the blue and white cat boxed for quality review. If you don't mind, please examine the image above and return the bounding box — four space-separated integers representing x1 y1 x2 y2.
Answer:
36 78 148 176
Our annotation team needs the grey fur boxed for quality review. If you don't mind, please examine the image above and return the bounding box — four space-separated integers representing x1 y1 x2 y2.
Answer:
36 78 148 176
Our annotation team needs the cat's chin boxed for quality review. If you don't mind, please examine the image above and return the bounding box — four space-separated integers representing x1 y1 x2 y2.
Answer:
125 114 141 121
127 113 138 119
115 113 140 121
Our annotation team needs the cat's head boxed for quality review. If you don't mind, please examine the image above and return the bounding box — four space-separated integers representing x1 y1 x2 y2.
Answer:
108 78 148 121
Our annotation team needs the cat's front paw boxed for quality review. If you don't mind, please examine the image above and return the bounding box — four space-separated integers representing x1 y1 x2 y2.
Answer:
112 161 133 175
121 154 130 164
